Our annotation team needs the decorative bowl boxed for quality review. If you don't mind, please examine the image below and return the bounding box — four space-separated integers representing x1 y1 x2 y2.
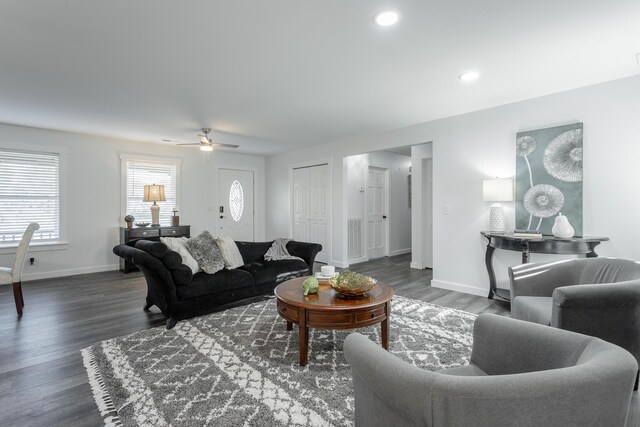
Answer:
330 271 376 297
135 222 151 228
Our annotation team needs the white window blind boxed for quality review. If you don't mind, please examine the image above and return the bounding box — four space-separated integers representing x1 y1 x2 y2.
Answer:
125 159 177 225
0 149 60 242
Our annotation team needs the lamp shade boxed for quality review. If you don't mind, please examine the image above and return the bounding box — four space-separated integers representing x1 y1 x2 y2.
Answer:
143 184 166 202
483 179 513 202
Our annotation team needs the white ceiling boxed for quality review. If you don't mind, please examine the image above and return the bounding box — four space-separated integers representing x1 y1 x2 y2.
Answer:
1 1 639 155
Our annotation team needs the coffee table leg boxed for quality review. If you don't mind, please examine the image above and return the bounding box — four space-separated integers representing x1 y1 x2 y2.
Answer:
299 308 308 366
381 301 390 350
286 321 293 331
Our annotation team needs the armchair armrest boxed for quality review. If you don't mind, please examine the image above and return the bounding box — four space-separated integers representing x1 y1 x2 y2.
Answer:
552 282 640 357
343 333 434 426
470 314 591 375
286 241 322 270
509 260 579 299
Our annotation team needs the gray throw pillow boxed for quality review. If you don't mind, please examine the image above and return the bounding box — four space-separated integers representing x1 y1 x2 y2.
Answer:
184 230 225 274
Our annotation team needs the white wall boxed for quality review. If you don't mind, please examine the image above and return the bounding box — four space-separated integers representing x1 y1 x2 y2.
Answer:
266 74 640 295
0 123 265 281
346 151 412 261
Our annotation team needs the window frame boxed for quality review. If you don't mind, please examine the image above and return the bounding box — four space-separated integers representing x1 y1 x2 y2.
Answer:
120 154 182 226
0 143 69 254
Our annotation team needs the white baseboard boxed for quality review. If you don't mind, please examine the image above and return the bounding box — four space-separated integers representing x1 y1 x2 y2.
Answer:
347 256 368 265
410 262 423 270
431 279 488 297
390 248 411 256
23 264 120 282
330 260 349 268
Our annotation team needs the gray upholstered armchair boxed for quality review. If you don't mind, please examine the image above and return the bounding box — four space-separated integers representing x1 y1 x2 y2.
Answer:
344 314 636 427
509 257 640 387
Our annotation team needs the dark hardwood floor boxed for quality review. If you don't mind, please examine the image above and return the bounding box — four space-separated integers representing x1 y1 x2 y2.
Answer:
0 254 635 426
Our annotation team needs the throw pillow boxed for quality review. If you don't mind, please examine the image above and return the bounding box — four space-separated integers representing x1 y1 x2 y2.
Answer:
216 236 244 269
160 237 201 274
184 231 225 274
264 238 303 261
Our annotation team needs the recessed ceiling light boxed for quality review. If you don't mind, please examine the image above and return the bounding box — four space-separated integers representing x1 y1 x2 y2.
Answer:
374 11 399 27
459 70 480 82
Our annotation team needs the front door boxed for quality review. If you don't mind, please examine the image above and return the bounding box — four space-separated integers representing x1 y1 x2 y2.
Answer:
218 169 254 241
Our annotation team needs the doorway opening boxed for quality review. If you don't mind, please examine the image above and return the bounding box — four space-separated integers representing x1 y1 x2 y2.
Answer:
345 148 411 264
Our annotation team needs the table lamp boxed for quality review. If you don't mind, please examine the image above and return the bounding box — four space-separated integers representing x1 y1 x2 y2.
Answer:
143 184 166 226
483 178 513 233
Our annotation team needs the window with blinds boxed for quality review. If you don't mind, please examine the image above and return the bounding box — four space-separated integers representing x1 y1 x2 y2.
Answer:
0 149 60 242
125 159 177 225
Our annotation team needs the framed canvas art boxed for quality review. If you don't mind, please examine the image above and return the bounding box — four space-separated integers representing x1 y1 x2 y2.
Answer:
515 123 583 236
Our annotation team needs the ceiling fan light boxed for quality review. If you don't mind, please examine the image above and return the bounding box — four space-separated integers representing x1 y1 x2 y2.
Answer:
200 145 213 152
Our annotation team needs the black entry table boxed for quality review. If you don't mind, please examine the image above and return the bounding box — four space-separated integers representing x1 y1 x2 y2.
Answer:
481 232 609 303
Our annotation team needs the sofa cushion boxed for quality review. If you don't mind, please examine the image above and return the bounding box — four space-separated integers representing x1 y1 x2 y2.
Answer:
240 259 310 286
176 268 255 300
235 241 273 265
161 236 201 274
185 231 225 274
512 296 553 325
216 236 244 269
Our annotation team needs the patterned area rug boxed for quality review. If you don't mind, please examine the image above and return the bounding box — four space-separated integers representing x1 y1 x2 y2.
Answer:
82 296 476 426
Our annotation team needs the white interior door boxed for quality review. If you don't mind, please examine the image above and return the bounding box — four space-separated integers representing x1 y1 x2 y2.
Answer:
219 169 254 241
292 167 309 242
308 164 328 263
367 166 387 259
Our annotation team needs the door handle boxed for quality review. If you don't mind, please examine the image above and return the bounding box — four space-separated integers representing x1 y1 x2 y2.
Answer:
383 215 387 219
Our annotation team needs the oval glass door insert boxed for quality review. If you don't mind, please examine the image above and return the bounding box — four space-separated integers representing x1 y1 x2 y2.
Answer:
229 180 244 222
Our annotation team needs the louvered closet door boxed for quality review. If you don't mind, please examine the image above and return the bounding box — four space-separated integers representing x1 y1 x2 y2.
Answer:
292 164 329 263
308 165 328 263
292 167 310 242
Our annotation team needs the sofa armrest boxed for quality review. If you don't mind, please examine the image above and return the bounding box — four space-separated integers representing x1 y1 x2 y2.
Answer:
343 333 434 426
286 241 322 270
113 244 178 313
470 314 591 375
509 260 579 299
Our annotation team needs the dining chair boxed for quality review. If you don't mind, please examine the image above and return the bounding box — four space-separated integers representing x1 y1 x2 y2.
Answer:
0 223 40 315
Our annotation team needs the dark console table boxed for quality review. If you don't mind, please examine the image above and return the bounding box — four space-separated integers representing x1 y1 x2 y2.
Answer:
119 225 190 272
481 232 609 303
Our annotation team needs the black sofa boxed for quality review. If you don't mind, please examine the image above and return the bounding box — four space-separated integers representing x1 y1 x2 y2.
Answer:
113 239 322 329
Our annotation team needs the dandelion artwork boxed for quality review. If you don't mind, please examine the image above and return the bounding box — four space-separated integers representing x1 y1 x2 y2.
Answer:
515 123 583 235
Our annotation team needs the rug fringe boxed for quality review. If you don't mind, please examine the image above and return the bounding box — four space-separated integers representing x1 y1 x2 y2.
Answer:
81 347 123 427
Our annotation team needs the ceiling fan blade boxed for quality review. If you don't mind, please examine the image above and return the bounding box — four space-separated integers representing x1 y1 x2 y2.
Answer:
210 143 240 149
176 143 202 146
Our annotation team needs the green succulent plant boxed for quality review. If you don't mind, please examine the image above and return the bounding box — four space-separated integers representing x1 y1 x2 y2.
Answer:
124 214 135 222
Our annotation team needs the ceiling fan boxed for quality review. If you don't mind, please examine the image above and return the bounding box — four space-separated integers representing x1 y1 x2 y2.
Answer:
163 128 239 152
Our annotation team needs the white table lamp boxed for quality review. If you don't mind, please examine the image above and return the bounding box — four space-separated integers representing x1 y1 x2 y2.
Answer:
483 178 513 233
143 184 166 226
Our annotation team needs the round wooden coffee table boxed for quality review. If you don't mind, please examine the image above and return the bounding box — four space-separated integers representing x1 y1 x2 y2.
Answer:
274 276 394 366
